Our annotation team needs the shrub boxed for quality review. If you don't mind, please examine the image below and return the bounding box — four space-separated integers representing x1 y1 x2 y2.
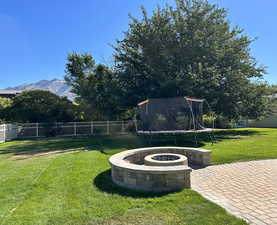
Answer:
215 115 232 129
203 114 215 128
203 114 232 129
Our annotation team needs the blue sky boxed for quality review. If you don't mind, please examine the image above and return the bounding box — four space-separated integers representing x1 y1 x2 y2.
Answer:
0 0 276 89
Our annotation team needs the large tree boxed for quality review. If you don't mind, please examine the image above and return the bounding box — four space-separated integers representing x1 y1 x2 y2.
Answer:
113 0 272 119
3 90 79 123
65 53 122 120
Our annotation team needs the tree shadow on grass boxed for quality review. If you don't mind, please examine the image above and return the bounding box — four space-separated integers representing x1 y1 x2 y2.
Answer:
93 169 173 198
143 129 264 149
0 135 146 157
213 129 261 141
138 133 207 148
0 129 262 158
0 133 206 157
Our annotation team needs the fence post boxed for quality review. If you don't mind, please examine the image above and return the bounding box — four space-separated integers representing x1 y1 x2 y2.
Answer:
14 124 18 139
91 121 93 135
55 122 58 136
134 119 138 132
36 123 39 137
74 122 77 136
107 121 109 135
121 121 124 134
3 124 6 142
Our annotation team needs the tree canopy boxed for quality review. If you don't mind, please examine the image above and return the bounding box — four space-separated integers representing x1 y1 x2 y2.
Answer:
113 0 272 119
0 97 12 111
0 97 12 123
65 0 273 120
65 53 122 120
2 90 79 123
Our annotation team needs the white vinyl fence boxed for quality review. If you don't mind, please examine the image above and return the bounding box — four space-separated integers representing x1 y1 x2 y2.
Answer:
16 121 136 139
0 124 18 143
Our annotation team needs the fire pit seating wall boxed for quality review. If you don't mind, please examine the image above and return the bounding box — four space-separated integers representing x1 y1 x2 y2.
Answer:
109 147 211 192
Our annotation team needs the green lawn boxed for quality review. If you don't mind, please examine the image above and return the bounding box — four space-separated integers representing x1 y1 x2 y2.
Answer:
0 128 276 225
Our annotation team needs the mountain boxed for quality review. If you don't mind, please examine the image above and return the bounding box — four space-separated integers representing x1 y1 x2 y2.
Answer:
6 79 75 100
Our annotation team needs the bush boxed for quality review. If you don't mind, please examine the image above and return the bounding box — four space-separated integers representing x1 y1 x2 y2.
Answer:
203 114 232 129
4 90 79 123
215 115 232 129
203 114 214 128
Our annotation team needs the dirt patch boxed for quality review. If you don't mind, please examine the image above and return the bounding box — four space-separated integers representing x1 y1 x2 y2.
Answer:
11 149 82 160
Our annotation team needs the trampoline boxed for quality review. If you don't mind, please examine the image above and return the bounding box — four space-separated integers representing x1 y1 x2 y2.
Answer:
136 97 215 144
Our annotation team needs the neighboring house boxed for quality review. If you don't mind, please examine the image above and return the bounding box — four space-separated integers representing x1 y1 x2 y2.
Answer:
248 94 277 128
0 90 22 99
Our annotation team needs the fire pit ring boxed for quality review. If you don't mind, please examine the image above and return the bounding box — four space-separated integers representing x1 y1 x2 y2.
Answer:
144 153 188 166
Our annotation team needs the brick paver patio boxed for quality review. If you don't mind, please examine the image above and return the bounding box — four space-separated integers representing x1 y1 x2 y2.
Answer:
191 159 277 225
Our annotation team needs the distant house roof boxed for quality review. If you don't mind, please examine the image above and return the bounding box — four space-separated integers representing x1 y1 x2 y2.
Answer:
0 90 22 95
0 90 22 98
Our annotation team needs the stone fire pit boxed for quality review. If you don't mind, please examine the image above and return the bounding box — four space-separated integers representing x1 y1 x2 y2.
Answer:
144 153 188 166
109 147 211 192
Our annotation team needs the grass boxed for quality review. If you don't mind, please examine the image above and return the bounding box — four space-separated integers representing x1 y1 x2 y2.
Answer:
205 128 277 164
0 128 276 225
